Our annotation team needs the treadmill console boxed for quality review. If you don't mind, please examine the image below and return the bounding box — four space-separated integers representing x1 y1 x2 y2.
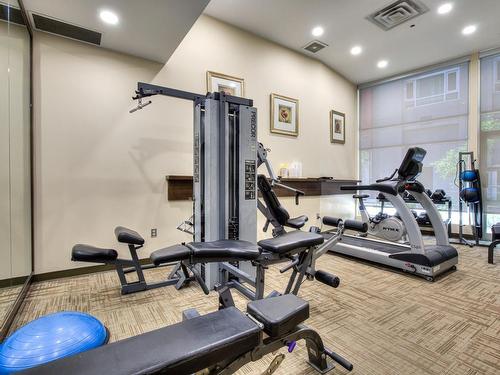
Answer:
397 147 426 181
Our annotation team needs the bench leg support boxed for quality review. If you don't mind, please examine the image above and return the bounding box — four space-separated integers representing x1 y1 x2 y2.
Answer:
488 240 499 264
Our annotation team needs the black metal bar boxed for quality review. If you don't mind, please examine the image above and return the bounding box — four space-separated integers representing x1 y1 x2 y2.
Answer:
136 82 203 102
136 82 253 106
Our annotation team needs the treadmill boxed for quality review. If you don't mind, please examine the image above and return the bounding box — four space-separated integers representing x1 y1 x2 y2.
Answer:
328 147 458 281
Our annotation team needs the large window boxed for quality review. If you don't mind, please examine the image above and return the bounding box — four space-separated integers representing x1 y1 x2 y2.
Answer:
480 53 500 235
359 63 469 214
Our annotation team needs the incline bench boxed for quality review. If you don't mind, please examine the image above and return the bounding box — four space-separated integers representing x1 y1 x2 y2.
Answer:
488 222 500 264
20 293 353 374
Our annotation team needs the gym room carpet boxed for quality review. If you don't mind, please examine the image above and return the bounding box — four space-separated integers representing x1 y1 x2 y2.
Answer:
8 244 500 375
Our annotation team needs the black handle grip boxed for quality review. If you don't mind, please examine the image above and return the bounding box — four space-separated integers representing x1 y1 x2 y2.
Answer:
322 216 342 227
324 348 353 371
344 219 368 233
314 270 340 288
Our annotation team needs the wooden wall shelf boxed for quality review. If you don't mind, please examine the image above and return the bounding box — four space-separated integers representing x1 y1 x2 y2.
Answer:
166 175 360 201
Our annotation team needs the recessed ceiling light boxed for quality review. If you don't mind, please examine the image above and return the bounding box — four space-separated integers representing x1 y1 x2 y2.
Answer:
377 60 388 69
437 3 453 15
100 10 119 25
350 46 362 55
462 24 477 35
312 26 324 37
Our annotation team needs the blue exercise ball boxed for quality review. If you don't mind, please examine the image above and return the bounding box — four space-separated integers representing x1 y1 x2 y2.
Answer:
460 170 478 182
0 311 108 374
460 187 480 203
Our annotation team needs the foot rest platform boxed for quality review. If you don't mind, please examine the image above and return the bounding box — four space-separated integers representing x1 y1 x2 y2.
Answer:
151 240 261 266
114 226 145 246
247 294 309 337
20 307 260 375
71 244 118 263
258 230 324 255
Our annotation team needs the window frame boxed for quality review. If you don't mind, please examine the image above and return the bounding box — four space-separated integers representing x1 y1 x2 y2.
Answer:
404 67 460 108
494 57 500 92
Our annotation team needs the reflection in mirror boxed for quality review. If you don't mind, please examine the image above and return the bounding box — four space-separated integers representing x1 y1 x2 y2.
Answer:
0 0 32 335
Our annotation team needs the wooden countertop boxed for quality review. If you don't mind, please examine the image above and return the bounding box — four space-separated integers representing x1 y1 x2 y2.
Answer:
166 175 360 201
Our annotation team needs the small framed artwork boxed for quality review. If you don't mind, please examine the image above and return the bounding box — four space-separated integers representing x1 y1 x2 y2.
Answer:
270 93 299 137
206 71 245 97
330 110 345 144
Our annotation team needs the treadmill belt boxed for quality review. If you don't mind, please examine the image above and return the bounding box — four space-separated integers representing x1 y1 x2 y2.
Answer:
341 236 406 254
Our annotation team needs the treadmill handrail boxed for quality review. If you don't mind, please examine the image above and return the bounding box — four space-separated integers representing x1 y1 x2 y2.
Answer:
375 168 398 183
341 183 397 196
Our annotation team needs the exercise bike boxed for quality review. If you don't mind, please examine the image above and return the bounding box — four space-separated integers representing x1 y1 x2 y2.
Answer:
354 167 418 243
355 192 410 242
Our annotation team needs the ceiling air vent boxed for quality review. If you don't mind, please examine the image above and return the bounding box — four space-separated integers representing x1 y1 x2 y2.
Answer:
32 13 102 45
367 0 429 30
303 40 328 54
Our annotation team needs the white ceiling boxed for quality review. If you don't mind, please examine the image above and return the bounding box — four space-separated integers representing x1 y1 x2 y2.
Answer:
23 0 210 63
205 0 500 84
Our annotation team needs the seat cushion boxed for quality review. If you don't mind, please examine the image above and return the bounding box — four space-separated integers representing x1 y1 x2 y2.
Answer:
247 294 309 337
492 223 500 240
187 240 261 262
72 244 118 263
20 307 260 375
286 215 308 229
258 231 324 255
114 226 145 246
150 245 191 266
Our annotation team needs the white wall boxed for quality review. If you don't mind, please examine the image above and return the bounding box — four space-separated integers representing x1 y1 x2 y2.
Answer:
33 15 357 273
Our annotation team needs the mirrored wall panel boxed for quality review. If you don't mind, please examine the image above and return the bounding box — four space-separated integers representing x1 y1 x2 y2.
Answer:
0 0 32 334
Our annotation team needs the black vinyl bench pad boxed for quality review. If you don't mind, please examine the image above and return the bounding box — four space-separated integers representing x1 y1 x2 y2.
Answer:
492 223 500 241
247 294 309 337
21 307 260 375
151 240 261 266
115 226 145 246
72 244 118 263
258 230 324 255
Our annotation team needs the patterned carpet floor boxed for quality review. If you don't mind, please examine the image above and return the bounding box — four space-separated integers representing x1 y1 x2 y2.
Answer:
9 244 500 375
0 285 22 325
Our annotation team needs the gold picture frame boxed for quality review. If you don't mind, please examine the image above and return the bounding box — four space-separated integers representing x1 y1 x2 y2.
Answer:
330 110 345 144
270 93 299 137
206 71 245 97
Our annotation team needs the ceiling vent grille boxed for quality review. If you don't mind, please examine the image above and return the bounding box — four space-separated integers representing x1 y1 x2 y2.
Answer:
367 0 429 30
32 13 102 45
303 40 328 54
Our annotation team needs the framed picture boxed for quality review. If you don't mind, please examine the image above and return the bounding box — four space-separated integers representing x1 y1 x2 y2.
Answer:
270 93 299 137
330 110 345 144
206 71 245 97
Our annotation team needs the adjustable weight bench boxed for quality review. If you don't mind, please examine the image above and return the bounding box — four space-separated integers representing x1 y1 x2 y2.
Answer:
488 222 500 264
72 227 260 295
20 293 353 374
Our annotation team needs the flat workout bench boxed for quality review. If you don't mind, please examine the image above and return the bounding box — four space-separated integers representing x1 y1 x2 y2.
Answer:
488 223 500 264
20 294 353 374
